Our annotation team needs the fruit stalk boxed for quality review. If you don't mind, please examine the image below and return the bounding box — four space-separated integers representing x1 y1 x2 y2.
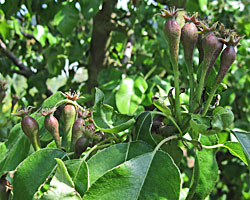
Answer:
194 23 219 110
202 44 236 116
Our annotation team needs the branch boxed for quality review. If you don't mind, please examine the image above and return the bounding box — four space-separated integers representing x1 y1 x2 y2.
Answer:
0 39 33 77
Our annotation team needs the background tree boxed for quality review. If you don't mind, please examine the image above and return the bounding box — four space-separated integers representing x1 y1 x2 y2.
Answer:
0 0 249 199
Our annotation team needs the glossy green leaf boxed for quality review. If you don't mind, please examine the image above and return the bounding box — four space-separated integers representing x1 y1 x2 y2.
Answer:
212 107 234 131
84 150 181 200
54 2 80 36
187 135 219 200
93 88 135 133
233 130 250 166
116 76 148 114
134 111 156 147
223 142 248 165
87 141 153 186
40 159 81 200
42 91 65 107
13 149 66 200
0 124 30 177
79 0 103 20
153 97 171 116
65 159 89 196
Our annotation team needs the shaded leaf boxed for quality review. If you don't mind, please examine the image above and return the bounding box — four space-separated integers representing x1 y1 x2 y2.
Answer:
134 111 156 147
0 124 30 177
54 2 80 36
233 130 250 167
190 114 210 134
187 135 219 200
212 107 234 131
13 149 66 200
40 159 81 200
152 133 183 166
79 0 103 20
97 68 123 90
65 159 89 196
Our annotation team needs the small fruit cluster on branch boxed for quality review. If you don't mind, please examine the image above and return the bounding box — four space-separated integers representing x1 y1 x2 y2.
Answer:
12 91 104 158
159 8 243 121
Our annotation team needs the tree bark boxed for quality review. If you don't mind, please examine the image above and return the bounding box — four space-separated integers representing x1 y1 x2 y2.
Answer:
86 0 117 93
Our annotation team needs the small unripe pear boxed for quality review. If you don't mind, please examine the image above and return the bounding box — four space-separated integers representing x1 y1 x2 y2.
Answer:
74 136 89 159
181 22 198 63
44 114 61 149
21 116 40 151
70 118 84 151
216 45 236 84
62 103 76 152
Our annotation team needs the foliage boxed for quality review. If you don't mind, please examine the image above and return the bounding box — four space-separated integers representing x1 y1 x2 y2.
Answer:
0 0 249 199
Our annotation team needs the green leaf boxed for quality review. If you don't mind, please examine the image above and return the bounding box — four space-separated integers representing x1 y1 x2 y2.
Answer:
79 0 103 20
198 0 208 13
65 159 89 196
0 124 30 177
42 91 65 107
93 88 135 133
187 135 219 200
116 76 148 114
134 111 156 147
223 142 248 165
0 92 65 176
87 141 153 186
40 159 81 200
97 68 123 90
34 25 48 47
54 2 80 36
212 107 234 131
1 0 19 18
190 114 210 134
0 21 11 40
152 134 183 166
93 87 104 106
233 130 250 167
13 149 66 200
45 47 65 76
152 97 172 116
84 150 181 200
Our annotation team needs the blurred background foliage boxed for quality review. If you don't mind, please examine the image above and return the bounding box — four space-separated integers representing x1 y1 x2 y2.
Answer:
0 0 249 199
